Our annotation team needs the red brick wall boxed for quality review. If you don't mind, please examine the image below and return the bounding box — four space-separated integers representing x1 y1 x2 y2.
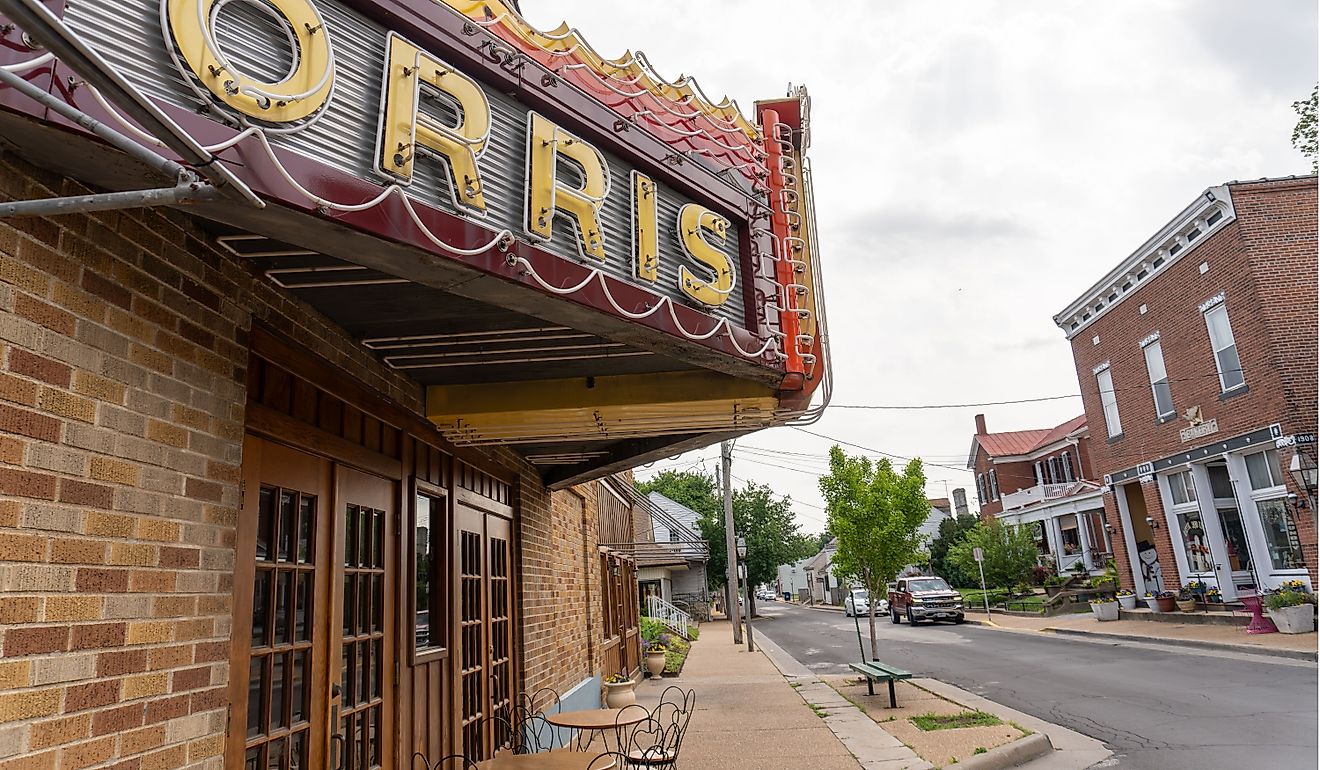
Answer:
0 153 610 767
1067 177 1317 589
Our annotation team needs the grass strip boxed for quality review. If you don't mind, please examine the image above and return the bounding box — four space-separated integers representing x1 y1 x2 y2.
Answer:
910 710 1003 731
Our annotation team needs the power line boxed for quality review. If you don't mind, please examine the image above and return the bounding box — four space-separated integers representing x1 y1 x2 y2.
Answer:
829 394 1080 410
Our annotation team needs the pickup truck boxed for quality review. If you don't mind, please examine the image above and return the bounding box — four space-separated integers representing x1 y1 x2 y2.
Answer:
888 576 964 625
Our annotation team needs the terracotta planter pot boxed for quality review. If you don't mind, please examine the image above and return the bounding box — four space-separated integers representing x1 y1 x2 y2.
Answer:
1155 596 1178 612
645 651 666 677
1176 599 1197 612
1267 604 1317 634
1117 595 1138 611
1090 602 1119 621
603 680 636 709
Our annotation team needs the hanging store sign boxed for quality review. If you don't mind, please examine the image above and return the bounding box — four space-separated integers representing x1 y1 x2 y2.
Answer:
60 0 751 323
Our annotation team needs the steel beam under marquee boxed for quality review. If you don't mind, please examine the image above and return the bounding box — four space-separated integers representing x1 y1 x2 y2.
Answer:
426 371 778 446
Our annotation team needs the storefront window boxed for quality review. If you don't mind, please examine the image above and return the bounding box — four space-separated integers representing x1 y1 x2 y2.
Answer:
1167 470 1196 505
1256 499 1304 570
1177 510 1214 573
413 489 447 657
1245 450 1283 491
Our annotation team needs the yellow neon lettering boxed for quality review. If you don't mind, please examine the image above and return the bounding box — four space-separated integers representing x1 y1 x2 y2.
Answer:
631 171 658 282
677 204 734 306
525 112 609 261
164 0 334 123
377 33 489 213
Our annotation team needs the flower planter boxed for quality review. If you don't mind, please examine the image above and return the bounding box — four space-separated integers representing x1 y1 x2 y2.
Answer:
1090 602 1120 621
603 680 636 709
645 651 666 677
1141 597 1158 611
1155 596 1178 612
1117 595 1138 611
1175 599 1197 612
1267 604 1317 634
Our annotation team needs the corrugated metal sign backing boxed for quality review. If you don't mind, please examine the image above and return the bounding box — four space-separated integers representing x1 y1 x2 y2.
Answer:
63 0 748 329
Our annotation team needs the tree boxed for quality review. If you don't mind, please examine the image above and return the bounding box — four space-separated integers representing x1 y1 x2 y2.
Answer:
929 515 978 587
639 471 809 614
818 446 929 659
1292 84 1317 173
947 518 1038 590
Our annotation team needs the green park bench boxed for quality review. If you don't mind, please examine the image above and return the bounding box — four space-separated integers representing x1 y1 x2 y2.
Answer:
848 661 913 708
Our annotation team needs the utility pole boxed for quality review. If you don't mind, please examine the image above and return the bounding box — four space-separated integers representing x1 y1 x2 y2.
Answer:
721 441 742 644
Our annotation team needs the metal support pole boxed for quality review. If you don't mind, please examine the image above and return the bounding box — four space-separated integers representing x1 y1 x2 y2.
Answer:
0 66 192 183
0 183 218 217
721 441 742 644
742 561 754 652
0 0 262 206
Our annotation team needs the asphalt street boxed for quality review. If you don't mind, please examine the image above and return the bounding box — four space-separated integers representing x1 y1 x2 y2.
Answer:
751 602 1317 770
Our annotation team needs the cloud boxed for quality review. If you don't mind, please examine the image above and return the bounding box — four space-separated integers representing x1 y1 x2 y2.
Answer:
828 207 1036 266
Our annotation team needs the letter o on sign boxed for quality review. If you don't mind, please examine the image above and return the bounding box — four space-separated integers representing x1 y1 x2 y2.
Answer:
164 0 335 124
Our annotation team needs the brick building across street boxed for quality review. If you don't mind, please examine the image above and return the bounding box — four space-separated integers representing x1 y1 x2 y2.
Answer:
1054 176 1317 599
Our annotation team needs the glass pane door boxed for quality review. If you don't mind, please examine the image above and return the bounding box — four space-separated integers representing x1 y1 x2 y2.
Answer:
339 503 386 770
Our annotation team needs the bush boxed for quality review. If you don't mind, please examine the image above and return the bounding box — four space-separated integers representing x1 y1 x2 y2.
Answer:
1265 589 1316 610
1030 565 1051 585
640 617 666 642
948 519 1038 589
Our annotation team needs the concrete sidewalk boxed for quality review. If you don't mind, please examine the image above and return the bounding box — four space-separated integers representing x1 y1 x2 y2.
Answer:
635 621 870 770
966 610 1318 660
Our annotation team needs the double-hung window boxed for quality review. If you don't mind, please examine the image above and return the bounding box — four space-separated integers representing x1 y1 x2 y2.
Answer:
1095 364 1122 438
1142 338 1175 419
976 474 986 505
988 469 999 501
1203 299 1245 393
1062 451 1074 482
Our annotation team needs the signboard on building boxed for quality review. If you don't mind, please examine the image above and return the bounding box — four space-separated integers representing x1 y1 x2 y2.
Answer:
1179 418 1219 443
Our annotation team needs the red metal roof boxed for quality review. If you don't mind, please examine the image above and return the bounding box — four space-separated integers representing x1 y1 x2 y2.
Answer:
976 415 1087 458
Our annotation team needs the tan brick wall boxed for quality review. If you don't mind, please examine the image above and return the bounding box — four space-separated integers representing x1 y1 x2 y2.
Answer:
0 151 628 767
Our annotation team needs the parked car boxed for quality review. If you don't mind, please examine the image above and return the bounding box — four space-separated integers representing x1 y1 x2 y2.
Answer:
887 576 964 624
843 589 888 617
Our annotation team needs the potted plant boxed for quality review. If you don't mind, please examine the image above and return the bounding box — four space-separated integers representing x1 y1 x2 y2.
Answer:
602 672 636 708
1175 593 1198 613
1206 587 1223 604
1117 589 1138 611
1141 592 1157 610
1155 590 1178 612
644 642 667 677
1185 580 1207 599
1264 587 1316 634
1090 596 1120 621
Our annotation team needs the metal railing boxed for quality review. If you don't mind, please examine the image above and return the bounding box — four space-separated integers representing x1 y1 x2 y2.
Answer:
645 595 694 639
1001 482 1075 511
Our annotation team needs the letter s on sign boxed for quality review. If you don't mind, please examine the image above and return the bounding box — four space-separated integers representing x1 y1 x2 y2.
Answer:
164 0 335 124
677 204 734 306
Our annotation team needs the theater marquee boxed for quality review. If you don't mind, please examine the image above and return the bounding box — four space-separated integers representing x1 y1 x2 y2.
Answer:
0 0 828 461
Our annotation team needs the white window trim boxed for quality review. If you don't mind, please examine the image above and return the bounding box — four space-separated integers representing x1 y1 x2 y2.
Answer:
1143 338 1175 419
1203 302 1245 394
989 469 1000 501
1096 367 1122 438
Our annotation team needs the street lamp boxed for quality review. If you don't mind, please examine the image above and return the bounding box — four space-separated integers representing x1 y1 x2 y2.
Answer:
735 537 753 652
1288 450 1318 502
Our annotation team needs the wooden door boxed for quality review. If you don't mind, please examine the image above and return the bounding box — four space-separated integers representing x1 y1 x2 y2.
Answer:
456 506 516 760
231 438 332 770
332 467 397 770
231 439 397 770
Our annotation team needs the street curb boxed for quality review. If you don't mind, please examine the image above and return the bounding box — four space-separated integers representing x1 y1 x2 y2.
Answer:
1045 627 1319 661
962 617 1317 661
950 733 1051 770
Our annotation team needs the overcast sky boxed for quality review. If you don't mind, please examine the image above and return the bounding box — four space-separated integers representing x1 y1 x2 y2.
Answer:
524 1 1317 536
